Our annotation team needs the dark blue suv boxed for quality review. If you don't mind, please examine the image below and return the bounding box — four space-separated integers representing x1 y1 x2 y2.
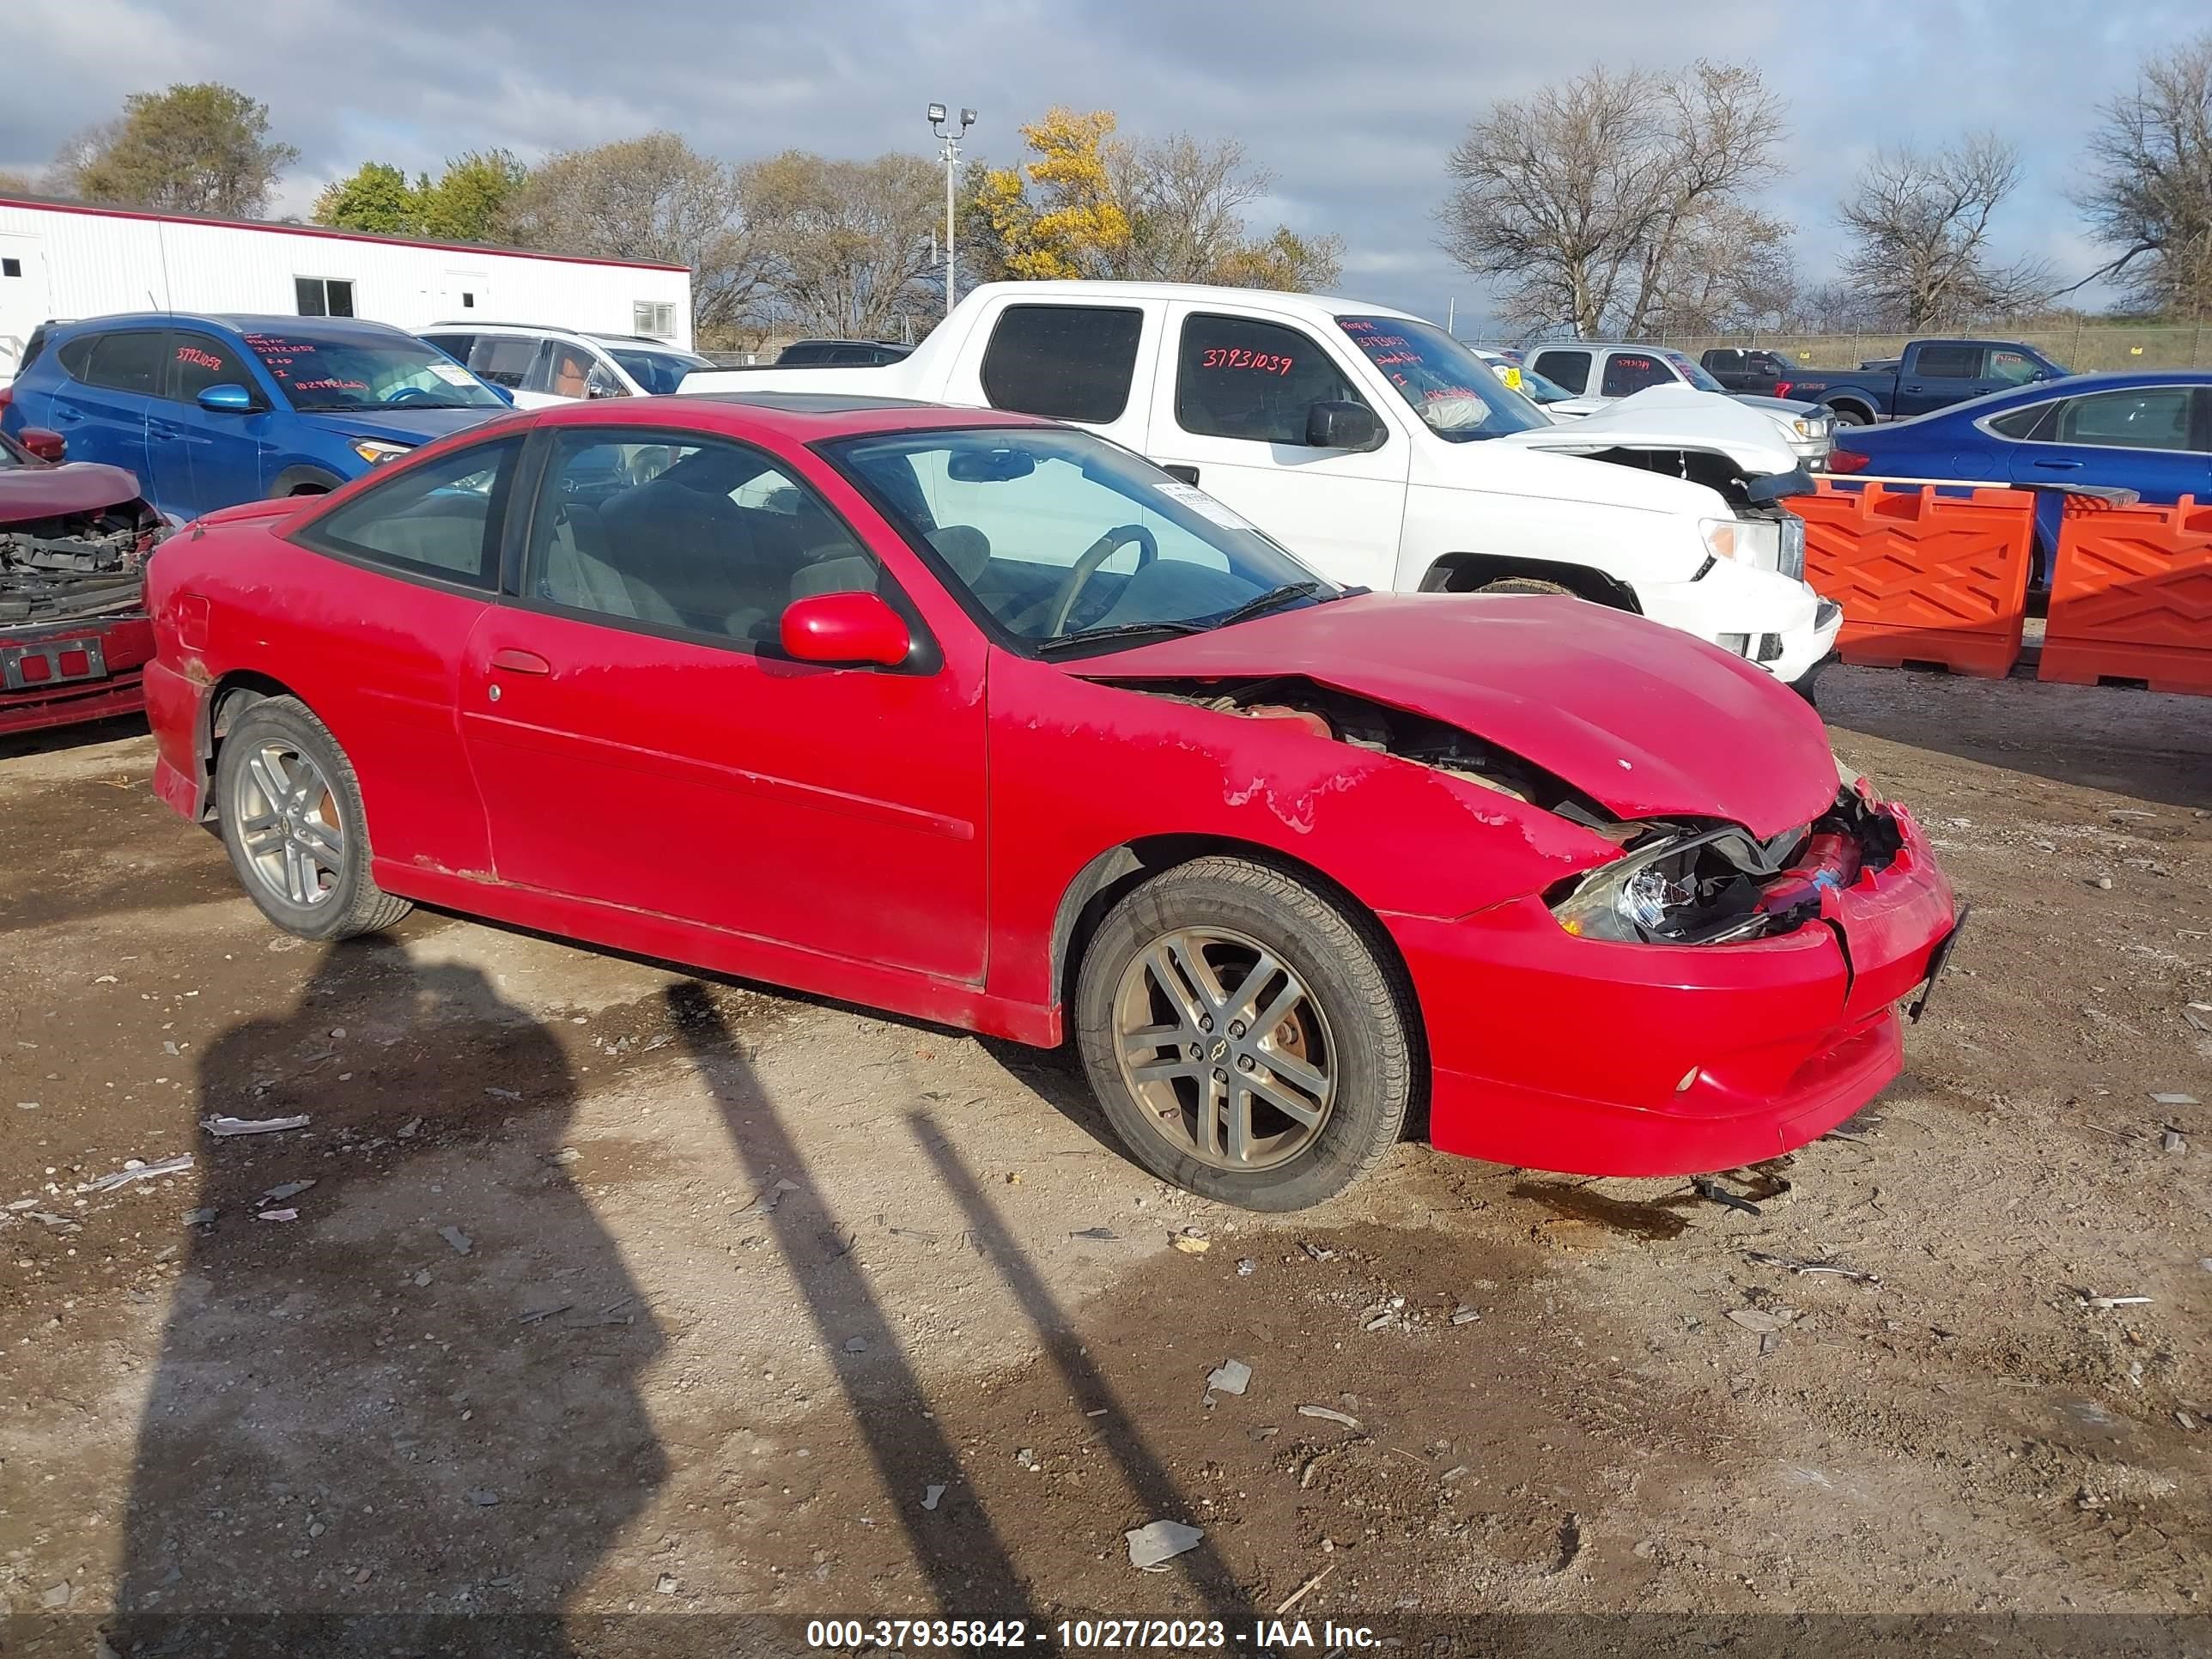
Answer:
1 313 513 524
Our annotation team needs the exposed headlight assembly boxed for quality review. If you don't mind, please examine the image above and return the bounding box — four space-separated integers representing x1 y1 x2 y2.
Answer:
1552 824 1798 944
349 439 412 466
1699 515 1784 573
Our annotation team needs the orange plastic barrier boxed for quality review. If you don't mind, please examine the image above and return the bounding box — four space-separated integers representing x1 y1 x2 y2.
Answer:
2040 495 2212 695
1790 479 2035 678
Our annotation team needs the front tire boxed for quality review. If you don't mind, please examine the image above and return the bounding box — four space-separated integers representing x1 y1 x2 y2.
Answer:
1074 857 1414 1211
215 696 411 940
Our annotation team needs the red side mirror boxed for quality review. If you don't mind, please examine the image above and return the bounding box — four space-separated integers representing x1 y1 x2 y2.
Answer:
779 590 911 668
19 427 66 463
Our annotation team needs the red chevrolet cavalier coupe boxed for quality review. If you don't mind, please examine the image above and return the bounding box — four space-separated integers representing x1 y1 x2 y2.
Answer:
143 393 1958 1210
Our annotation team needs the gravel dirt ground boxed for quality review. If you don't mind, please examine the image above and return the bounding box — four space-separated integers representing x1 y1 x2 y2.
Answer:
1 666 2209 1658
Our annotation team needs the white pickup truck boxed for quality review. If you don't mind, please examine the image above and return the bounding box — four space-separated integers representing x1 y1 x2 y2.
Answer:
684 282 1842 688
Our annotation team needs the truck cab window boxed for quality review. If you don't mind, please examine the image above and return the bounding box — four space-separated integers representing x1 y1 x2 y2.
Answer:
1601 353 1676 396
1913 346 1982 380
978 305 1144 424
1176 313 1356 444
1531 350 1589 393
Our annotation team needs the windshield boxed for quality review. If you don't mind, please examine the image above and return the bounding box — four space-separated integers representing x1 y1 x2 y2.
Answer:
1661 350 1729 393
828 426 1336 657
244 331 507 412
1337 315 1549 441
607 346 714 395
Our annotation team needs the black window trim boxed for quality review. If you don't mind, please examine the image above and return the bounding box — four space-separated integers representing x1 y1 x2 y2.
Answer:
1977 383 2212 454
505 422 942 674
1172 308 1376 446
979 301 1146 426
78 325 173 397
288 431 526 598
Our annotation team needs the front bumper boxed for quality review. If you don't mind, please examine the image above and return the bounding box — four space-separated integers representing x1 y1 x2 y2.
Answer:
1387 797 1956 1177
1636 559 1844 686
0 614 155 737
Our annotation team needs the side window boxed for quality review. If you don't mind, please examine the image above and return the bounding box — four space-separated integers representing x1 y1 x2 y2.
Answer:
56 335 96 382
1531 350 1588 393
2053 386 2196 452
466 335 538 389
526 431 875 647
1986 349 2041 386
422 332 476 365
83 331 167 395
1913 345 1982 380
302 436 520 589
1986 402 2056 441
979 305 1144 423
1174 313 1359 444
527 341 616 399
1600 352 1675 396
165 332 256 404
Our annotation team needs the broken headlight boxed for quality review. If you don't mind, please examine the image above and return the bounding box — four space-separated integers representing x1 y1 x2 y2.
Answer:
1551 825 1793 945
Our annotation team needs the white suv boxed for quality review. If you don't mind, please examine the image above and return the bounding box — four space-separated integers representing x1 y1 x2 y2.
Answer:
416 323 714 406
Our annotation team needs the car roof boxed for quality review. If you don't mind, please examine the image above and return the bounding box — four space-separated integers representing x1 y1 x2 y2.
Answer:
963 278 1422 326
526 391 1054 441
52 312 418 341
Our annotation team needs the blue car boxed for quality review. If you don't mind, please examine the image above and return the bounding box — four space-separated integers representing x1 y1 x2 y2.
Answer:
1 313 513 524
1829 370 2212 582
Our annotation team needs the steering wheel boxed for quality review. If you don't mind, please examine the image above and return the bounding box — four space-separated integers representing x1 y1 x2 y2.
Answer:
386 387 437 405
1040 525 1158 637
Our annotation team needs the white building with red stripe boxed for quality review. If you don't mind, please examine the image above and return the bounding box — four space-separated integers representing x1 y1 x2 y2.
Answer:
0 194 694 380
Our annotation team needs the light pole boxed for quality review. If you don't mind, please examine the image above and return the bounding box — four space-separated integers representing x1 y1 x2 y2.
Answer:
929 103 975 321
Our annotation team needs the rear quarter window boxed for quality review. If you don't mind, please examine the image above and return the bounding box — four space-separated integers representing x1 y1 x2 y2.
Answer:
978 304 1144 424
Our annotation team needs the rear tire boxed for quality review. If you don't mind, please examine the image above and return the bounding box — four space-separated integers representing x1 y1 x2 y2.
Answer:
1827 405 1871 427
1074 857 1414 1212
215 696 411 940
1477 576 1575 597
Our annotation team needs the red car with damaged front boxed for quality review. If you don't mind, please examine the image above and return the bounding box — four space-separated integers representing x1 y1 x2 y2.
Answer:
0 423 167 736
139 392 1959 1210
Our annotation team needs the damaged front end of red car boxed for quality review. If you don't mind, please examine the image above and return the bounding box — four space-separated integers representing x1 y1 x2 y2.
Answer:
0 455 167 738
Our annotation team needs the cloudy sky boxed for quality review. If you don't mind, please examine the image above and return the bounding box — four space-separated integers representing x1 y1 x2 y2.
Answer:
5 0 2198 331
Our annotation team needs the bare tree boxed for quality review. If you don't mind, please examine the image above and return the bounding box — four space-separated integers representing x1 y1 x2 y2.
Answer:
1114 134 1273 282
743 151 941 340
504 134 759 334
2076 34 2212 316
0 168 33 196
1837 136 2050 327
1641 202 1799 334
1437 60 1787 337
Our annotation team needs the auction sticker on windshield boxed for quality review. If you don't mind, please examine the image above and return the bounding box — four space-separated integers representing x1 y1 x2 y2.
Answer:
428 362 475 386
1157 479 1260 532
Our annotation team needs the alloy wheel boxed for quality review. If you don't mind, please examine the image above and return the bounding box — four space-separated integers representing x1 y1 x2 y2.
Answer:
232 741 347 908
1112 926 1336 1171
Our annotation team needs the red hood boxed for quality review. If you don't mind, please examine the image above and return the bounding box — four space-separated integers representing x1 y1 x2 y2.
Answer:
1073 593 1838 838
0 461 146 523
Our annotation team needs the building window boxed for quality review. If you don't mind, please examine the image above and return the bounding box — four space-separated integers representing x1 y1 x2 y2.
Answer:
460 291 476 309
633 301 676 339
295 276 356 318
1 258 20 279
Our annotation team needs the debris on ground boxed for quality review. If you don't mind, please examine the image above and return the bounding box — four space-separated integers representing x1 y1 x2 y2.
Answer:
1297 1404 1361 1430
1746 1250 1879 1283
1171 1231 1211 1255
655 1573 677 1595
843 1337 868 1353
260 1180 315 1203
398 1117 422 1139
1725 1307 1798 1334
2165 1128 2190 1154
1070 1226 1118 1242
183 1208 216 1228
922 1483 945 1511
202 1114 310 1137
1237 1257 1256 1276
516 1304 572 1325
84 1154 192 1193
2081 1293 2153 1310
1300 1242 1337 1262
1691 1176 1763 1215
465 1488 498 1506
256 1209 297 1223
1449 1305 1481 1325
1015 1447 1037 1470
1552 1513 1583 1574
2092 876 2114 890
2150 1092 2199 1106
440 1225 474 1255
2185 1004 2212 1034
1125 1519 1205 1571
1274 1563 1334 1615
1204 1359 1253 1401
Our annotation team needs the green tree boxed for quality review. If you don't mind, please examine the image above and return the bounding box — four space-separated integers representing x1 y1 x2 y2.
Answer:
52 83 298 217
312 161 416 234
0 168 33 196
416 149 528 243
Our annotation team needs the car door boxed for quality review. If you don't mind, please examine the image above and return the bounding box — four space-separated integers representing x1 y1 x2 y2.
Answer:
1894 344 1984 418
2002 383 2210 499
283 434 525 877
1144 306 1410 589
1530 348 1592 394
49 329 160 497
144 329 273 519
456 423 989 983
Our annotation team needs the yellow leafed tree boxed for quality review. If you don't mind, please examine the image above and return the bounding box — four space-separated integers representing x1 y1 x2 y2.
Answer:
970 108 1132 280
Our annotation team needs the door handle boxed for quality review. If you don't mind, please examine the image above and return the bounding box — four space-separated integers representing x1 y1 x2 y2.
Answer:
489 647 551 674
2032 459 2083 471
55 409 83 422
1903 384 1923 393
1163 464 1200 484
